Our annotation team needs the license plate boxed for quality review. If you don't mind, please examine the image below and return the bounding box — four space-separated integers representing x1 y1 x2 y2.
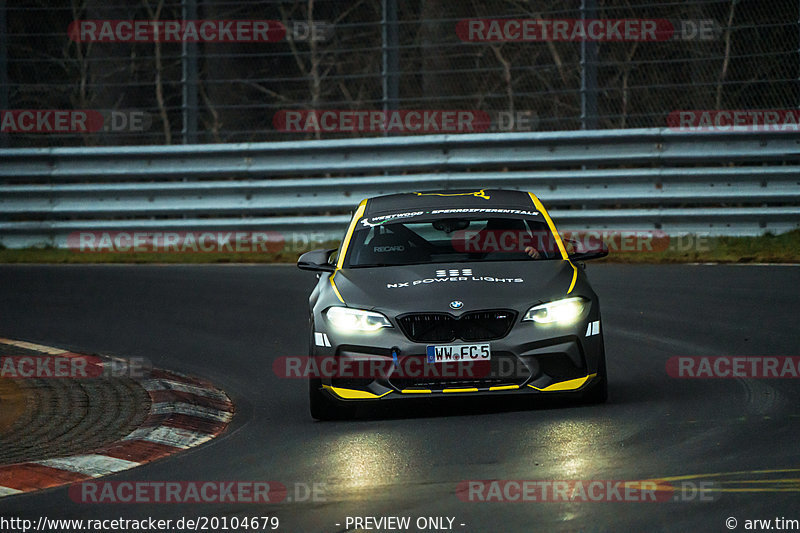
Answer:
426 343 491 363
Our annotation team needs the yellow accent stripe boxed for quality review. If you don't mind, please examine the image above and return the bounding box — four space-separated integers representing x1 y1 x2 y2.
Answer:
528 192 568 260
322 384 391 400
329 274 345 303
705 488 800 493
442 387 479 393
401 389 432 394
568 262 578 294
529 192 579 294
527 373 597 392
716 479 800 484
489 384 520 391
639 469 800 494
413 190 490 200
336 199 368 270
327 199 368 304
650 469 800 483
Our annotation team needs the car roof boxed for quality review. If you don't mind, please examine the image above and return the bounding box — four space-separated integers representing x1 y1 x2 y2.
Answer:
363 189 536 218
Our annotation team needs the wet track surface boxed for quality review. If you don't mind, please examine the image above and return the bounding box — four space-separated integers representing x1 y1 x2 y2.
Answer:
0 264 798 532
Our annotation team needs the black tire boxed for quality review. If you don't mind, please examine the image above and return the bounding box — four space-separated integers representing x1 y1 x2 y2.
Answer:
307 316 345 420
583 346 608 404
309 377 346 420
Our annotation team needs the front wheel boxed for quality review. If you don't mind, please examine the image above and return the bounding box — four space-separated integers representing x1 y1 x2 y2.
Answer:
309 377 349 420
307 316 345 420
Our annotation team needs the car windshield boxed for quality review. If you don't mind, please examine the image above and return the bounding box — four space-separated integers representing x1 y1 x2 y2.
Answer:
344 215 562 268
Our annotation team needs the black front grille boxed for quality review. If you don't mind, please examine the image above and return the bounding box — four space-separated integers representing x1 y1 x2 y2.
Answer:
397 309 517 342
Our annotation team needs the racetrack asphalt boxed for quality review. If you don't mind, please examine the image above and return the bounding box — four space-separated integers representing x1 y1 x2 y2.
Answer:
0 263 798 532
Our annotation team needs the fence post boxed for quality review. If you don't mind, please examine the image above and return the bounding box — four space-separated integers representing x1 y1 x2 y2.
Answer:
181 0 199 144
382 0 400 119
580 0 599 131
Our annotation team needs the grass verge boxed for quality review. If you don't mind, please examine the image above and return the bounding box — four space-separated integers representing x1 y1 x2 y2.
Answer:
598 230 800 264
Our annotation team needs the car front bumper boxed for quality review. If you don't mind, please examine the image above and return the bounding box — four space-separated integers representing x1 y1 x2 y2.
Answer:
312 311 604 402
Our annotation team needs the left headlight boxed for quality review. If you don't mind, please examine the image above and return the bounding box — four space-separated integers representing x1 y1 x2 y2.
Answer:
523 297 588 324
325 307 392 332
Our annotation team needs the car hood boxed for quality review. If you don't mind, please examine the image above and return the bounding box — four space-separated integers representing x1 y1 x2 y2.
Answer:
331 260 576 313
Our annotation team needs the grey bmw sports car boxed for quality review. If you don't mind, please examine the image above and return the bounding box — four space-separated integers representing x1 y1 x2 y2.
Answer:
298 189 608 420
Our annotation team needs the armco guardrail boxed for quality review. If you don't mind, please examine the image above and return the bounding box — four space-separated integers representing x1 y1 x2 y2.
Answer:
1 128 799 248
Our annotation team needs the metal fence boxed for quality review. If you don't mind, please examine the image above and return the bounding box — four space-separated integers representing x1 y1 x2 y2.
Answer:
2 128 799 248
2 0 799 146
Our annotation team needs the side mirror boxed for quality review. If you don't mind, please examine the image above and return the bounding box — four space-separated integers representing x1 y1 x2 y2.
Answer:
297 249 337 272
568 241 609 262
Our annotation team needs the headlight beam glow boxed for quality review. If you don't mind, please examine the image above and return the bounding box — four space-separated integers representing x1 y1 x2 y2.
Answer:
523 297 587 325
325 306 392 332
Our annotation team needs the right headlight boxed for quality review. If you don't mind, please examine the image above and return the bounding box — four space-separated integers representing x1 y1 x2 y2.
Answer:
325 306 392 333
523 297 587 325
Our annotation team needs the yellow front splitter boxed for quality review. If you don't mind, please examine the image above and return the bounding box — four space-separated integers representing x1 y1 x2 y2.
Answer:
322 374 597 400
321 384 392 400
527 373 597 392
